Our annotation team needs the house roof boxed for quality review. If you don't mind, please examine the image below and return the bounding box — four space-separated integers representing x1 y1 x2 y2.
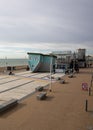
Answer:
27 52 57 58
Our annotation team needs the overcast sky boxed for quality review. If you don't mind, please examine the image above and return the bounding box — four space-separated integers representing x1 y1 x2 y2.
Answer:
0 0 93 58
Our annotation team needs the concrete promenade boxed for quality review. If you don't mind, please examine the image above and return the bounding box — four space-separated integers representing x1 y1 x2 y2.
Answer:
0 68 93 130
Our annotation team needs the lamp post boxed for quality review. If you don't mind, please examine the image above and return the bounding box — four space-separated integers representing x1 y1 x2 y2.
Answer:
5 57 8 72
73 52 76 72
50 55 52 92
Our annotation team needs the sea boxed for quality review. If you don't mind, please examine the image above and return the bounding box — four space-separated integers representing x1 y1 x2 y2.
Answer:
0 59 28 67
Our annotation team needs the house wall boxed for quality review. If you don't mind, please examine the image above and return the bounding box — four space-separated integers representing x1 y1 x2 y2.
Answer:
28 53 56 72
28 54 40 72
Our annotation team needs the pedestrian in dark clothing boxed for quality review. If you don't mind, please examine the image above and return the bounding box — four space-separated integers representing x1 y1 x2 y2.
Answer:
53 64 55 74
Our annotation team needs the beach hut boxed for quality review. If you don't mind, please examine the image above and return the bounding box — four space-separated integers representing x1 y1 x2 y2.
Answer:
27 52 57 72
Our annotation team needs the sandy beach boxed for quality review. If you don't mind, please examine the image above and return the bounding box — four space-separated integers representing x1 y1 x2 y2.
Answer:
0 67 93 130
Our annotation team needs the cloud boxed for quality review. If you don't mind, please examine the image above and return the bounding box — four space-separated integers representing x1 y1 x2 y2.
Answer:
0 0 93 57
0 41 92 58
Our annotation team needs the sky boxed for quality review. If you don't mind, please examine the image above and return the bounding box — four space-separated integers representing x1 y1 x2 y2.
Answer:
0 0 93 58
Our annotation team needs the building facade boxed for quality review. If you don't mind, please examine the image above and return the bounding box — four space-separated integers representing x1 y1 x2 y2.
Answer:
27 52 57 72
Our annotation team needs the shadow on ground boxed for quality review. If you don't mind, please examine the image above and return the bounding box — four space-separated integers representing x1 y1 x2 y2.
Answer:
0 103 26 118
45 95 55 101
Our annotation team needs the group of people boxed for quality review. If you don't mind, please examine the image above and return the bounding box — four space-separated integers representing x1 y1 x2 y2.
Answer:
69 60 79 73
52 60 79 74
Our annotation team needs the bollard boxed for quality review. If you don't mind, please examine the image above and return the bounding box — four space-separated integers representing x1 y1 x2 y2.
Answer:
92 74 93 81
90 80 92 87
85 99 88 112
89 87 91 96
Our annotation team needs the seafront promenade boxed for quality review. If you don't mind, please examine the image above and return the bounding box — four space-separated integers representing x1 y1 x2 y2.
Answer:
0 67 93 130
0 65 28 73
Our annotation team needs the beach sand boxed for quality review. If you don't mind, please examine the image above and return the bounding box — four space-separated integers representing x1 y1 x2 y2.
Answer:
0 67 93 130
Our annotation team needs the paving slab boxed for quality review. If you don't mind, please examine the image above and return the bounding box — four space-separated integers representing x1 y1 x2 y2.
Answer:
0 75 9 80
0 71 64 103
15 71 31 75
0 79 49 101
52 73 65 78
0 76 20 84
0 78 34 93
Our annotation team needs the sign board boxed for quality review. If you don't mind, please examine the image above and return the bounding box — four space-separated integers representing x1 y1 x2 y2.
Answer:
82 83 88 91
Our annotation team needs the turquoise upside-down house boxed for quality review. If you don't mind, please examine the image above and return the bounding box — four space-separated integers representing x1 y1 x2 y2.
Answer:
27 52 57 72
